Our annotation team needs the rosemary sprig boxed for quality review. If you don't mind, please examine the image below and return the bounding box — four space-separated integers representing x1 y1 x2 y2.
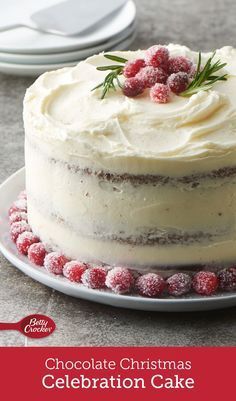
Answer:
91 54 127 99
180 51 228 97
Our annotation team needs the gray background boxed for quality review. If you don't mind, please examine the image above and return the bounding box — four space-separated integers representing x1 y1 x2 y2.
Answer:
0 0 235 346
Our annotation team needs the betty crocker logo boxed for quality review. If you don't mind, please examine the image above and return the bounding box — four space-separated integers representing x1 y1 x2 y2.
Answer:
0 314 56 338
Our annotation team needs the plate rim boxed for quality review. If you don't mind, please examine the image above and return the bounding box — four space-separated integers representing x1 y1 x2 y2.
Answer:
0 30 136 69
1 167 236 312
0 31 136 76
0 23 136 65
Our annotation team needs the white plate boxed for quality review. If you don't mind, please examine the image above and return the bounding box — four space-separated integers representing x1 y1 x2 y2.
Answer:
0 1 136 54
0 24 135 65
1 168 236 312
0 31 136 76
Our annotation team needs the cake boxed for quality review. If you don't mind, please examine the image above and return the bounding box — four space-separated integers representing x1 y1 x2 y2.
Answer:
23 44 236 273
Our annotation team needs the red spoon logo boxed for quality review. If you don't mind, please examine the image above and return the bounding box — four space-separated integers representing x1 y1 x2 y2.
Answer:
0 314 56 338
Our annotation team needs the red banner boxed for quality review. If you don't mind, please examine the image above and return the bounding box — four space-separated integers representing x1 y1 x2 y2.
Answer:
0 347 234 400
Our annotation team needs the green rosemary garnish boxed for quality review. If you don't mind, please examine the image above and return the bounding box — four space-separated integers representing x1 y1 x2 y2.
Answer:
180 51 228 97
91 54 127 99
92 51 228 100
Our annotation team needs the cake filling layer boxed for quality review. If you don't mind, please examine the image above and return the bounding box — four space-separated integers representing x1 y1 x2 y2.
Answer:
27 197 233 246
28 201 236 268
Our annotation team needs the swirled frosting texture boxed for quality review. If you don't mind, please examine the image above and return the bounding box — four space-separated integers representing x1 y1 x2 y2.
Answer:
24 44 236 175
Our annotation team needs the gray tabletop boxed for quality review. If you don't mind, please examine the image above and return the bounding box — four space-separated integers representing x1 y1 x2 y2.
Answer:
0 0 235 346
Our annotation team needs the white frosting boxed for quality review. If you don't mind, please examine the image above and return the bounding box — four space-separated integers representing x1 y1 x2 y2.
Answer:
24 44 236 176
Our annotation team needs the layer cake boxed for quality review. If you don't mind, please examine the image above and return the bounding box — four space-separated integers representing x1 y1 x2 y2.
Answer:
23 44 236 270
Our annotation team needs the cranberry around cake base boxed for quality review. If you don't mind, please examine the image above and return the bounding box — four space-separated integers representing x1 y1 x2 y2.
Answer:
23 44 236 271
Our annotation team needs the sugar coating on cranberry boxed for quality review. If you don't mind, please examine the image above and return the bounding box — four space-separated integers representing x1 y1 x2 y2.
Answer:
63 261 87 283
123 59 145 78
192 271 219 295
9 211 28 225
44 252 69 275
218 267 236 292
123 77 144 97
167 72 189 94
150 83 170 103
168 55 193 74
13 198 27 212
135 273 165 297
166 273 192 296
16 231 39 255
28 242 47 266
189 63 197 78
136 66 168 88
145 45 169 69
81 267 107 289
8 205 20 216
10 221 31 242
106 267 134 294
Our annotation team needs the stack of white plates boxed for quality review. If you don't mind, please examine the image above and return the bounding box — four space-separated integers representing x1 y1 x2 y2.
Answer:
0 0 136 76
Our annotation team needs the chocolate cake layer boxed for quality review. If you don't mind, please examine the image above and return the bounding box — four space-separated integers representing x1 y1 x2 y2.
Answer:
48 210 224 246
51 158 236 187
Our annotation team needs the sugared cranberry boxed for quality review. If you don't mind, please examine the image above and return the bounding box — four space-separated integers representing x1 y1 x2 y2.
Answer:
44 252 69 275
8 196 27 216
136 66 168 88
218 267 236 292
135 273 165 297
150 83 170 103
18 190 27 200
10 221 31 242
106 267 134 294
166 273 192 296
122 77 144 97
192 271 219 295
28 242 47 266
167 72 189 94
123 59 145 78
81 266 107 289
63 261 87 283
13 199 27 212
145 45 169 69
9 211 28 225
168 55 193 74
8 205 19 216
16 232 39 255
